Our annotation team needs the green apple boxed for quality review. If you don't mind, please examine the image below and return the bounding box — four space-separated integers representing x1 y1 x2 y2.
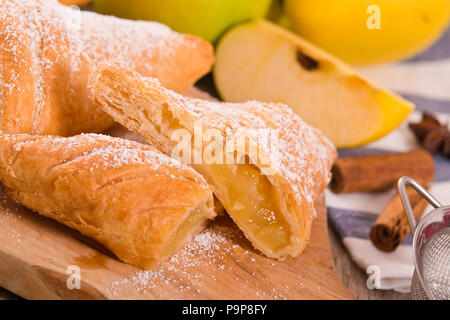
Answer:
93 0 272 43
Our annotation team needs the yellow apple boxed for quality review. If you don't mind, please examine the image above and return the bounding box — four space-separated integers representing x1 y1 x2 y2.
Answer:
93 0 272 43
214 20 414 148
285 0 450 65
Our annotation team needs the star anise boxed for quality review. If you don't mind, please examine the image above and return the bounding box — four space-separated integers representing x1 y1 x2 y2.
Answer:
409 112 450 158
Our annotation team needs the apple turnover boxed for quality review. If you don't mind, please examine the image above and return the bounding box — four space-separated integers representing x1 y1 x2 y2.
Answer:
90 65 337 259
0 133 215 269
0 0 214 135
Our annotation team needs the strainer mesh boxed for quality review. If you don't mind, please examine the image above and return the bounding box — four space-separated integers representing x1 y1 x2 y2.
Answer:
421 230 450 300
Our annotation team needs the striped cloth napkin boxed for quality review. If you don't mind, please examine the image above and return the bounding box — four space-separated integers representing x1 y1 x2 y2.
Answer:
326 28 450 293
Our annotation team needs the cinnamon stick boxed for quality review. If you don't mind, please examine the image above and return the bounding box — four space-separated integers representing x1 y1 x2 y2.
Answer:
370 187 429 252
330 149 435 194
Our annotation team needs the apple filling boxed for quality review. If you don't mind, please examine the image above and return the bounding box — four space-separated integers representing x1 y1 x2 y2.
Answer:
159 201 212 261
147 106 293 254
96 80 294 255
201 163 292 253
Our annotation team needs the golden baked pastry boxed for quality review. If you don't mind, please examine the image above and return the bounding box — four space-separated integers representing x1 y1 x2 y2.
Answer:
0 0 214 136
90 65 337 259
58 0 92 6
105 123 226 216
0 133 215 269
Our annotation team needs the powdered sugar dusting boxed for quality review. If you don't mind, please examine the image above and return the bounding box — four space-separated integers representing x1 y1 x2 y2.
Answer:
1 133 211 189
0 0 209 134
106 219 288 299
116 74 337 223
0 188 26 246
164 87 337 211
106 226 227 297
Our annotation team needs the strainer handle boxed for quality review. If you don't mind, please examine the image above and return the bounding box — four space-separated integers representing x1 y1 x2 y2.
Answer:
397 176 442 234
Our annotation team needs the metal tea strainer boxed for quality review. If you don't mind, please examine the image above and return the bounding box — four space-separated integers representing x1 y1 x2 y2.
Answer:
398 177 450 300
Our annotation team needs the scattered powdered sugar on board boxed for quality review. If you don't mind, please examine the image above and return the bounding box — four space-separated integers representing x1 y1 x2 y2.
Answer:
107 224 234 297
0 189 26 245
106 219 288 300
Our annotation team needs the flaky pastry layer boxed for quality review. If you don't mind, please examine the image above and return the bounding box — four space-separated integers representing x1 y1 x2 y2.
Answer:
0 133 215 269
90 65 337 259
0 0 214 135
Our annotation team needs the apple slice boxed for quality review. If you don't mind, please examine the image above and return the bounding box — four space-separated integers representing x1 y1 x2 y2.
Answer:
214 20 414 148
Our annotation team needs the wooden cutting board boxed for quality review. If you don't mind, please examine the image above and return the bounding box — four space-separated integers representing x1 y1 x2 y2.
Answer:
0 189 352 300
0 126 352 300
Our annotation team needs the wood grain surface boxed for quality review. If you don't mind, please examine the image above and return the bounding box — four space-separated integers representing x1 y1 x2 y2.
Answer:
0 228 410 300
0 184 352 300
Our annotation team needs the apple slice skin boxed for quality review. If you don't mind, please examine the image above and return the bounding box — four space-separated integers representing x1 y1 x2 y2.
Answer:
214 20 414 148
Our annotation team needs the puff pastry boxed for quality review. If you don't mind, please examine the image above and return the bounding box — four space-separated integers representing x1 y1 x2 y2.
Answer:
105 123 226 216
90 65 337 259
0 0 214 136
0 133 215 269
